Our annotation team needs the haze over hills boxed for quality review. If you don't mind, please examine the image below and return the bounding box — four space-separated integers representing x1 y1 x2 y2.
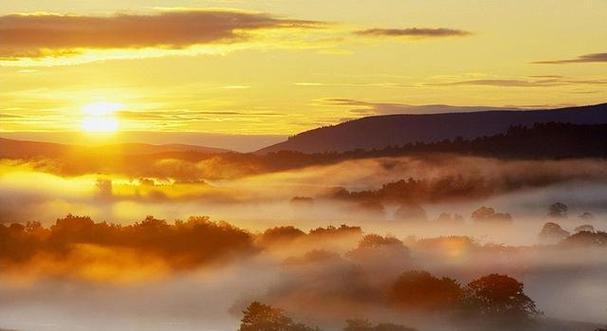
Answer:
0 138 230 159
257 103 607 154
0 132 286 153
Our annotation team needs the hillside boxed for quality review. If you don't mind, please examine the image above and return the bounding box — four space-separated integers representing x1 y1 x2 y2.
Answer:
1 123 605 180
257 103 607 154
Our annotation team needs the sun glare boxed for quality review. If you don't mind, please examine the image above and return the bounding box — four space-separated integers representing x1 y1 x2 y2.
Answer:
81 102 122 133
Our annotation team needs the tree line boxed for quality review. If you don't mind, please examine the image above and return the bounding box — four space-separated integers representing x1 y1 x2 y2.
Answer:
238 271 540 331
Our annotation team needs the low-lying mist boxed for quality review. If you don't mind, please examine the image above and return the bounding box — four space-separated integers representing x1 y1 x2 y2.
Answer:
1 155 606 245
1 215 606 331
1 154 606 331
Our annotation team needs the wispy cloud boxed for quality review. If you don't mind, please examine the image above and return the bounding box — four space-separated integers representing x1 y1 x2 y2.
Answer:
324 98 518 115
430 79 563 87
533 52 607 64
294 82 407 88
221 85 251 89
117 110 283 122
355 27 471 38
428 78 607 87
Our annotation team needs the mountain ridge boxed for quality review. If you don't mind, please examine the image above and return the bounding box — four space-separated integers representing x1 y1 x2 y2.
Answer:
257 103 607 154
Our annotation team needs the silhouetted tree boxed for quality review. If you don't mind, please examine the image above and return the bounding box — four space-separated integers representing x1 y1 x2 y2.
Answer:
258 226 306 246
579 212 594 220
239 302 319 331
344 319 374 331
395 204 427 222
463 274 540 323
471 207 512 224
239 302 292 331
354 200 386 217
574 224 595 233
284 249 341 265
538 222 569 243
434 213 465 225
560 231 607 247
344 319 416 331
308 225 362 238
373 323 415 331
357 234 403 249
346 235 410 270
390 270 463 311
548 202 568 218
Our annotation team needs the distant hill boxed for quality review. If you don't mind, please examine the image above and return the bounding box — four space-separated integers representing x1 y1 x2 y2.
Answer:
0 123 605 179
0 138 230 159
335 122 607 159
96 142 230 155
257 103 607 154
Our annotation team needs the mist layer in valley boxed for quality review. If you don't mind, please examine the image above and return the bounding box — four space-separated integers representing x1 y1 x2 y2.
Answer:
1 155 606 244
1 214 606 331
1 154 606 331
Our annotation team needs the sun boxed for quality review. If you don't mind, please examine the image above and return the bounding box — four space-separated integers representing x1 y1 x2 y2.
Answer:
81 102 122 133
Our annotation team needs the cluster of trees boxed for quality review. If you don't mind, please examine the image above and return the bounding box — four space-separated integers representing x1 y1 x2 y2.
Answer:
331 176 493 204
239 302 320 331
560 230 607 247
0 214 257 269
540 222 606 246
434 212 465 225
546 202 596 222
390 271 462 311
539 202 604 245
0 215 368 272
254 231 551 329
332 182 586 225
346 234 411 267
344 319 415 331
239 302 416 331
238 272 540 331
390 272 539 322
345 198 512 225
538 222 571 243
257 224 362 247
470 207 512 224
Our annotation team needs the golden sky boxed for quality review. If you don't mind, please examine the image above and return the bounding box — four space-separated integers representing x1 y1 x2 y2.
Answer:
1 0 606 136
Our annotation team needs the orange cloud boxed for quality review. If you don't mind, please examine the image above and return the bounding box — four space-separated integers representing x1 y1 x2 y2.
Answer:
0 10 323 60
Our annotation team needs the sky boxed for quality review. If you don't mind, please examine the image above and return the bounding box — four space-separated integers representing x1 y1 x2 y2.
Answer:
1 0 606 148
